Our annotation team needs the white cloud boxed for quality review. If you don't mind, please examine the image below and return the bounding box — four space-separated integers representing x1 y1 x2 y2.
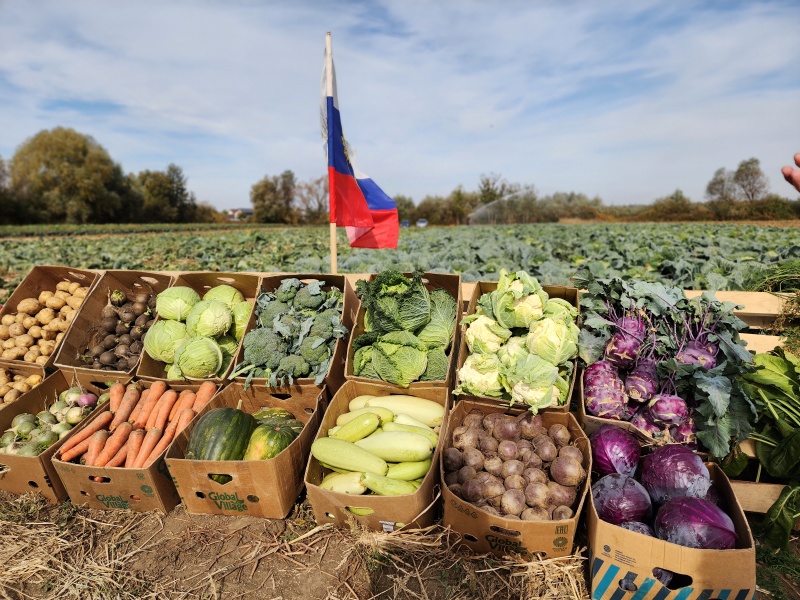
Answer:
0 0 798 210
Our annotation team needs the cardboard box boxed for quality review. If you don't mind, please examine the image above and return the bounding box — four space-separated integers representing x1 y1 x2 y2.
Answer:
441 398 590 558
305 381 449 531
0 361 47 411
166 382 325 518
0 369 125 503
136 271 259 384
344 272 462 390
54 270 173 376
0 266 100 371
229 274 356 395
587 464 756 600
51 378 206 512
454 282 580 412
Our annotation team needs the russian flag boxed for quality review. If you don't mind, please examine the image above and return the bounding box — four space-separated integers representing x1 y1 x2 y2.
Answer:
321 37 398 249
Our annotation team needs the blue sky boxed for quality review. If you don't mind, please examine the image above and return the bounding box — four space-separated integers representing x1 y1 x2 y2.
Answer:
1 1 798 211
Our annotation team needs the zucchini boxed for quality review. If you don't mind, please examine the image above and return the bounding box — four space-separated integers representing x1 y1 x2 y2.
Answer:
347 395 376 411
382 422 439 446
320 471 367 495
393 413 433 430
354 431 433 463
385 458 432 481
311 437 389 475
330 412 380 443
360 471 418 496
364 396 444 427
336 406 394 426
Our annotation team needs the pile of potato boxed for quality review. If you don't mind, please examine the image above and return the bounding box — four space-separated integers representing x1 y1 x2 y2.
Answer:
0 367 43 406
0 281 89 365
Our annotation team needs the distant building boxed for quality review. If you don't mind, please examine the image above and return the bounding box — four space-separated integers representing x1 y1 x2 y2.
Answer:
225 208 253 222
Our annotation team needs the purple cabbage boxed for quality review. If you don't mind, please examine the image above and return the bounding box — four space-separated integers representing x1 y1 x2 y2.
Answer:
625 359 658 402
619 521 654 536
629 407 664 437
589 425 641 477
640 445 711 504
592 473 652 525
676 340 718 369
654 497 737 549
647 394 689 426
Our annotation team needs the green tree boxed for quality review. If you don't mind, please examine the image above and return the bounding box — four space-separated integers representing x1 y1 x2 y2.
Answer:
705 167 737 203
414 195 448 224
734 158 769 202
294 175 328 224
251 170 297 224
9 127 129 223
393 194 415 223
137 164 197 223
446 186 480 225
478 173 518 205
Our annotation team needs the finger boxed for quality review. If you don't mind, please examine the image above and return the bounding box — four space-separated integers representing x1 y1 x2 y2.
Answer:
795 152 800 168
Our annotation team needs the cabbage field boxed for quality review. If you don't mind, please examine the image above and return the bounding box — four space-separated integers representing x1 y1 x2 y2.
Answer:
1 222 798 301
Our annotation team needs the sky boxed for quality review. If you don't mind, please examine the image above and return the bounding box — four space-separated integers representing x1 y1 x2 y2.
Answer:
1 1 799 211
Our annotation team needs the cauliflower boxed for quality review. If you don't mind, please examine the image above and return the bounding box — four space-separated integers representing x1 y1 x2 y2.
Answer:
464 315 511 354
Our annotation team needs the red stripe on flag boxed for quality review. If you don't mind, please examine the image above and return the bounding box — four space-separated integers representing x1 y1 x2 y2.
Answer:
328 166 374 228
348 209 399 249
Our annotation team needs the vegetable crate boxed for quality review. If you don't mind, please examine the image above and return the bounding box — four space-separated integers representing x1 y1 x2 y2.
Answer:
54 270 173 377
304 381 449 532
165 382 325 519
0 368 127 503
454 281 580 413
0 265 100 372
51 378 208 513
441 398 590 558
587 464 755 600
229 273 357 395
136 271 259 384
0 361 46 410
344 272 463 390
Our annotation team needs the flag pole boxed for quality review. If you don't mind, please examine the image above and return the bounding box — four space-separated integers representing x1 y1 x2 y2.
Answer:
326 32 338 274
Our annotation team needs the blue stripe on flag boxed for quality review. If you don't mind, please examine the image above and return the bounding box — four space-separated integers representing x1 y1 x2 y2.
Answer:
630 578 656 600
593 564 620 600
326 99 353 175
356 177 396 210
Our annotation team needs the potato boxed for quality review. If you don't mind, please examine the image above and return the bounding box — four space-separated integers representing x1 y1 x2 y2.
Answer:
12 374 23 382
55 332 65 342
40 328 58 341
72 286 89 299
15 312 27 324
11 381 31 393
22 315 37 329
25 374 42 386
63 310 76 323
35 355 48 366
45 296 66 310
56 281 72 292
16 298 42 315
23 351 38 363
0 376 8 387
3 388 21 403
8 322 26 337
1 314 15 327
28 325 42 339
0 324 9 340
0 384 10 397
35 308 56 325
59 305 74 315
54 290 71 300
38 341 55 356
68 281 81 295
2 339 16 350
14 334 34 348
2 347 24 360
66 296 83 310
24 345 40 357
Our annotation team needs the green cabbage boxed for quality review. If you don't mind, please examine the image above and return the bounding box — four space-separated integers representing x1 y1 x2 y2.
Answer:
166 363 185 380
421 346 448 381
174 337 223 379
185 299 233 337
454 353 504 398
357 270 431 334
416 288 457 349
353 346 380 379
143 319 190 363
463 315 511 354
156 286 201 321
230 300 253 341
543 297 579 322
203 284 244 310
371 330 428 387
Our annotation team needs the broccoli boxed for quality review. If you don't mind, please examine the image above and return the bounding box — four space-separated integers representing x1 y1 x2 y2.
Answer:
276 354 311 379
298 335 331 366
257 300 290 328
275 313 302 338
275 278 302 303
241 328 288 371
309 308 339 340
293 283 327 311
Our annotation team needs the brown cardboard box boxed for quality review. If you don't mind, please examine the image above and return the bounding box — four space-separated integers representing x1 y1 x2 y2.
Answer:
229 274 356 395
344 272 462 389
0 361 47 411
51 378 208 512
587 464 756 600
0 266 100 371
0 369 126 503
577 375 664 441
136 271 259 384
165 382 325 518
441 398 590 558
305 381 449 531
54 270 173 376
454 282 580 412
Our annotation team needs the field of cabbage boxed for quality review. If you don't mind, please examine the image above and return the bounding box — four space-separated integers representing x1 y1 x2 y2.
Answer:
1 222 798 301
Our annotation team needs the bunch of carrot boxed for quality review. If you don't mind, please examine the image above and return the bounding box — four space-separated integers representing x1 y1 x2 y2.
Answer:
58 379 216 472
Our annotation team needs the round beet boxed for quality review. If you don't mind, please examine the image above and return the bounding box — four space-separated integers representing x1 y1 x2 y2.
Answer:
552 505 574 520
457 465 476 485
483 456 504 477
497 440 518 462
523 467 548 485
550 456 587 487
521 506 550 521
558 445 584 462
493 418 521 442
442 447 463 472
501 460 524 479
548 424 571 446
462 410 485 429
501 489 526 516
444 471 459 487
461 479 483 503
524 482 551 507
534 441 558 463
548 481 577 507
479 435 499 454
462 447 484 472
504 474 527 491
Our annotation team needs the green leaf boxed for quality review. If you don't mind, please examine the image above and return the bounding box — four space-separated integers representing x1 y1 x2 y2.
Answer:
695 372 732 418
721 443 750 478
753 485 800 551
767 429 800 479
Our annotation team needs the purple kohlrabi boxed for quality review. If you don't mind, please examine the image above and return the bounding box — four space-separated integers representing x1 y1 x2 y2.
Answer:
629 407 665 437
669 416 698 450
585 384 632 420
648 394 689 427
583 361 623 388
625 358 658 403
676 340 718 369
604 314 648 370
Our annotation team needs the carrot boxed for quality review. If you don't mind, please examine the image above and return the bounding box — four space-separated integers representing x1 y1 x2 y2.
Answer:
128 388 149 425
126 429 145 468
153 389 179 431
109 382 126 414
59 411 114 456
145 407 194 465
169 390 194 422
93 422 132 467
169 391 196 424
192 381 217 413
85 430 109 467
110 384 141 431
60 436 92 463
145 380 168 409
132 427 162 469
132 387 160 430
105 440 129 468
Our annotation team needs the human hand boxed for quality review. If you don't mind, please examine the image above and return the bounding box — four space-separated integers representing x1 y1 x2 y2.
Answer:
782 153 800 193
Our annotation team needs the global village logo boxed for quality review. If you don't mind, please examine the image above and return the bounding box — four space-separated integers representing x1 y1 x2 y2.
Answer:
208 491 248 512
